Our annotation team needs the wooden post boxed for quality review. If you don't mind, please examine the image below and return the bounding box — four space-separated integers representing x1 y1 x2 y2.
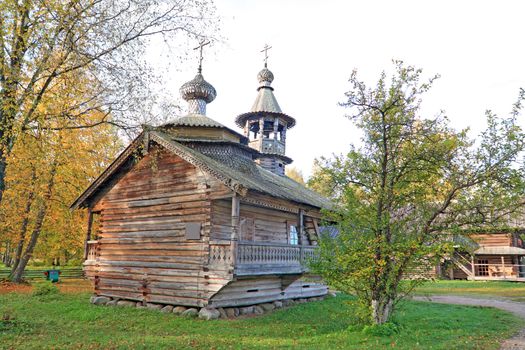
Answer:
471 255 475 278
298 209 304 262
244 120 250 137
502 256 506 279
273 118 279 140
259 118 265 139
230 194 240 266
83 209 93 260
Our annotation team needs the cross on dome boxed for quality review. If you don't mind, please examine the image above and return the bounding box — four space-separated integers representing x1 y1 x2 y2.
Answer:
194 39 210 73
261 44 272 68
179 39 215 115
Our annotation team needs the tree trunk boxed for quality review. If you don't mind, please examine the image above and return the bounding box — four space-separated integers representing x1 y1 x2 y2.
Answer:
0 154 7 205
371 298 393 325
10 161 57 283
2 241 11 266
10 167 37 274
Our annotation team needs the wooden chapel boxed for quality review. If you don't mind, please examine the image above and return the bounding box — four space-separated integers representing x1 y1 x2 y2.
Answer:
71 47 331 311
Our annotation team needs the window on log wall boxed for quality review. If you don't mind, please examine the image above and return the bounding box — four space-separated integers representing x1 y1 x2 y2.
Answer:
288 224 298 245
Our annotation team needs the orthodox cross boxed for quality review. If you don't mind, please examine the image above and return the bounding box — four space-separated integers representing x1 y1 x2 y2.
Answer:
261 44 272 67
194 39 210 73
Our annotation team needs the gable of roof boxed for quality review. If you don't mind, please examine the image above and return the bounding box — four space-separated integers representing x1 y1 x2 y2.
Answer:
71 130 332 211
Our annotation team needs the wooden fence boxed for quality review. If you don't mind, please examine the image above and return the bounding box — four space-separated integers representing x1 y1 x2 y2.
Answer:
0 267 84 280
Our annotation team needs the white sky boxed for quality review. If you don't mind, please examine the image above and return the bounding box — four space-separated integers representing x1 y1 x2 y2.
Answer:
157 0 525 179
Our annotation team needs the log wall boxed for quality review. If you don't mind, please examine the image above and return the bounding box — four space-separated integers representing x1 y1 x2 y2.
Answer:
472 234 512 247
87 148 231 307
84 146 328 308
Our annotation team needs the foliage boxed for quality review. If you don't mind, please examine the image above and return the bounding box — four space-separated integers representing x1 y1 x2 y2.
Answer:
0 0 218 238
285 166 306 185
31 282 60 298
0 68 122 278
362 321 400 336
0 290 521 349
309 61 525 325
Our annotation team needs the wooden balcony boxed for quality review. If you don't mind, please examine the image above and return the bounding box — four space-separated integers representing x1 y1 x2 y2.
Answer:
209 241 318 276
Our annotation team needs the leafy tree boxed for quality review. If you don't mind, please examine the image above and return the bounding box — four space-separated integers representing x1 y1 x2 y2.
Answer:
3 117 120 281
0 0 217 205
310 61 525 325
1 66 121 281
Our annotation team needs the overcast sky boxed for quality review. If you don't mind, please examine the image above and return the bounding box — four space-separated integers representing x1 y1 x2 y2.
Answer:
157 0 525 178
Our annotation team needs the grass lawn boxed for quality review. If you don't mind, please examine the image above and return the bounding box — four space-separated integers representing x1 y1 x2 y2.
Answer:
0 281 522 349
415 280 525 301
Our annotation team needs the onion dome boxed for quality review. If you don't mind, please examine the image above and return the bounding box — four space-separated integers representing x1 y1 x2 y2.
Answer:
257 67 274 88
235 67 296 129
179 73 217 115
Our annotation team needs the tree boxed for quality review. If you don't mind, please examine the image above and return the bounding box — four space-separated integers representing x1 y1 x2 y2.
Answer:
310 61 525 325
285 166 305 185
3 117 120 281
0 0 217 205
1 65 121 281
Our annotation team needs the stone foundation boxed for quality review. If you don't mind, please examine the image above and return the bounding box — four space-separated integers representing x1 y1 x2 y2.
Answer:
89 295 328 320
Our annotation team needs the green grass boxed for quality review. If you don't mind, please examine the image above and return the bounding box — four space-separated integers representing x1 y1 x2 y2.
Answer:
415 280 525 301
0 291 522 349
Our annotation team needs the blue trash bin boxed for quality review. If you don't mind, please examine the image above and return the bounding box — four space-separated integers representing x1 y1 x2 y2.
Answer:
45 269 60 283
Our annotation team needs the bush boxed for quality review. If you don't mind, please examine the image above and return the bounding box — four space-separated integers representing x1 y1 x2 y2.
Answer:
32 282 60 298
362 322 400 336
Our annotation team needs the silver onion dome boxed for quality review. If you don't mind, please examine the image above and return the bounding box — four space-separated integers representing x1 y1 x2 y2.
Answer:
257 67 274 88
180 73 217 115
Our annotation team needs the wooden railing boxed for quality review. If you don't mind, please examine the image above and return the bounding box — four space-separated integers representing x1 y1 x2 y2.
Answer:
471 262 525 279
85 240 99 262
208 241 318 275
237 241 317 266
208 242 233 267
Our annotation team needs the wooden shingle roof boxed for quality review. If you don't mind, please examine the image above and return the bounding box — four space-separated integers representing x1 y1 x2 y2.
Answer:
71 129 332 211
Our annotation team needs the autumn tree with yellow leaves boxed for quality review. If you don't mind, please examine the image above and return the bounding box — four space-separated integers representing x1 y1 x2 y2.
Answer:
0 0 217 202
0 0 218 280
1 71 121 280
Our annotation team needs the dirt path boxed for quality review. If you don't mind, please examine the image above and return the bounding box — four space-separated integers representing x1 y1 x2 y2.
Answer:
413 295 525 350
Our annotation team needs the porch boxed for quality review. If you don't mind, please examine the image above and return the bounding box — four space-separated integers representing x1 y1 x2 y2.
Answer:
450 248 525 282
209 241 318 275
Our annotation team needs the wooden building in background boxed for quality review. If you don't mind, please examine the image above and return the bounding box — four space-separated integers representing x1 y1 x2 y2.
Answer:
448 230 525 281
71 61 331 309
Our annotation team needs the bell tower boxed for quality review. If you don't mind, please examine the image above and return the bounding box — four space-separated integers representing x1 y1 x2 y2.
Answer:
235 45 296 176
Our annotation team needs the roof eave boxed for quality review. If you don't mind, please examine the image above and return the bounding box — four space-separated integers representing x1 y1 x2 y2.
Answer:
235 111 296 129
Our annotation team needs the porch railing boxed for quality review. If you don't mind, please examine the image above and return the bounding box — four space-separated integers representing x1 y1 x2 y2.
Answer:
236 241 317 265
208 241 318 275
470 262 525 279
